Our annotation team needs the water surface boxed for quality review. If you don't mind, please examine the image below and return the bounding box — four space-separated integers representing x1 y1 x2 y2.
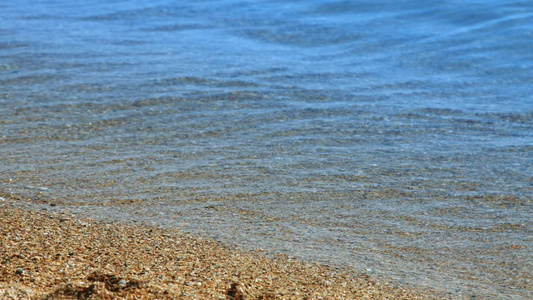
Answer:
1 1 532 298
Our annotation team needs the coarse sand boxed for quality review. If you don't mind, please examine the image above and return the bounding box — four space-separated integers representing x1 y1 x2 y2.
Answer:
1 200 440 299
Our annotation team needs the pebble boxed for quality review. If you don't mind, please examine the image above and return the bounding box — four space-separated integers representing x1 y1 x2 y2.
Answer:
117 279 127 288
15 268 25 275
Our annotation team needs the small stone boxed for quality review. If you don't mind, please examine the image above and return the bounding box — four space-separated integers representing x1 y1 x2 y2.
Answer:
117 279 127 288
15 268 25 275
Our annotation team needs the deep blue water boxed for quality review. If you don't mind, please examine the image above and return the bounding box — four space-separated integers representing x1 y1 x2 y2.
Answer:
1 1 532 298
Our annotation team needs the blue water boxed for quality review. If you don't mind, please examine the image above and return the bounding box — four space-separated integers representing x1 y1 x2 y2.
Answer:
1 1 532 298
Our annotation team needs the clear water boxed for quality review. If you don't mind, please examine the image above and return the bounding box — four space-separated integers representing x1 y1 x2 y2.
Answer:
1 1 532 298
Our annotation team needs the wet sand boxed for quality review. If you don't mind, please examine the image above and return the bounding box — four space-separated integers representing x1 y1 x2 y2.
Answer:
0 198 438 299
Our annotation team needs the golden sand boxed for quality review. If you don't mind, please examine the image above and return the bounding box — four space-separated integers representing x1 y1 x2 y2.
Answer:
0 201 437 299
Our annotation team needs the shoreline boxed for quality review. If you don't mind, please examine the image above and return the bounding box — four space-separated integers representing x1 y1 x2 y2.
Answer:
0 198 438 299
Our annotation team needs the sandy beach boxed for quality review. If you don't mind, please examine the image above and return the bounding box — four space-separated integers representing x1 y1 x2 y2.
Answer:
0 196 438 299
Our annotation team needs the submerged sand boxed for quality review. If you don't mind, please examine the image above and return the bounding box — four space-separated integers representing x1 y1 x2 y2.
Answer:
0 198 438 299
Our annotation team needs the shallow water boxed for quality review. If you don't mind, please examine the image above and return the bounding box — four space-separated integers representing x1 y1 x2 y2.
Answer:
1 0 532 298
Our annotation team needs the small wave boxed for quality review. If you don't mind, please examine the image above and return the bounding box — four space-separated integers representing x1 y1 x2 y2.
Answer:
142 23 213 32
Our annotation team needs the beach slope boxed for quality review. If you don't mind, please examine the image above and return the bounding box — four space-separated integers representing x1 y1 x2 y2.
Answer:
1 201 434 299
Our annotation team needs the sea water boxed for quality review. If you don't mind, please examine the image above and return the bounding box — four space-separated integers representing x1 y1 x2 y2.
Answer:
1 1 532 298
